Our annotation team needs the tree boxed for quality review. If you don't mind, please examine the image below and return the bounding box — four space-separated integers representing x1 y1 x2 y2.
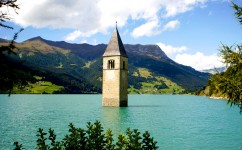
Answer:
14 121 158 150
207 2 242 111
0 0 34 94
233 2 242 24
0 0 19 29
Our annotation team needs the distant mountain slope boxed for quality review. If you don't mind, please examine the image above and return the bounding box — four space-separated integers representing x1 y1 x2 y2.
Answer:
200 67 226 74
0 37 209 94
26 36 106 60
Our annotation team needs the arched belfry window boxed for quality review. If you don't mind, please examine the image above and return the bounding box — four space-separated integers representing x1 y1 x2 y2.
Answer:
123 61 125 69
108 59 115 69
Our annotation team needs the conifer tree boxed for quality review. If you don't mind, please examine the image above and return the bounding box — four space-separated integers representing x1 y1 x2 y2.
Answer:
208 2 242 111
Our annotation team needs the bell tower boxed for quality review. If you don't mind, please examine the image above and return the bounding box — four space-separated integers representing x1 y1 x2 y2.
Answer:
102 25 128 107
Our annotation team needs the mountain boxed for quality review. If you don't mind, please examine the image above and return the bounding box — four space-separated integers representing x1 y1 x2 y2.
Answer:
0 37 209 94
200 67 226 74
0 38 7 43
26 36 106 60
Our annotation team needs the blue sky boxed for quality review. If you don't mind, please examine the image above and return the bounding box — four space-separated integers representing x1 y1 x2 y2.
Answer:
1 0 242 70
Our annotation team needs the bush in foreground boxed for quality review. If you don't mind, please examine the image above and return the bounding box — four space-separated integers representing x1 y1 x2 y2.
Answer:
14 121 158 150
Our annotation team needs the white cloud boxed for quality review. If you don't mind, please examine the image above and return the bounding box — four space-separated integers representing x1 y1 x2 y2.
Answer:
162 0 207 17
162 20 180 32
157 42 225 70
65 31 82 41
9 0 207 40
131 19 180 38
174 52 224 70
81 39 87 44
65 30 97 41
123 29 129 36
93 39 98 45
131 20 160 38
157 42 187 58
14 0 101 30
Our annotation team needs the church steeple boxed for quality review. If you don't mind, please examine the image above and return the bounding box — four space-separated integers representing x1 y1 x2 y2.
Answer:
103 25 128 57
102 24 128 107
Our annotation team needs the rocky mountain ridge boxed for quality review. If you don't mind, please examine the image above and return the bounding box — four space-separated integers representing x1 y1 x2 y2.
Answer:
0 37 209 94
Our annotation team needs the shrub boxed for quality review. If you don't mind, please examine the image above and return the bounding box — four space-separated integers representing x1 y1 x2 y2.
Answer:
14 121 158 150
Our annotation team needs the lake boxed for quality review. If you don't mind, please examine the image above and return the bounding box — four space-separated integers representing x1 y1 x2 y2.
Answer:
0 94 241 149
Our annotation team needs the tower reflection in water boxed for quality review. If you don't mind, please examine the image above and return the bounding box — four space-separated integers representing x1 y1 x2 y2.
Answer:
101 107 132 136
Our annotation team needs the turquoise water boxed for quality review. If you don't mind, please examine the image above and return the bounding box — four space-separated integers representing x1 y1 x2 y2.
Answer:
0 94 242 149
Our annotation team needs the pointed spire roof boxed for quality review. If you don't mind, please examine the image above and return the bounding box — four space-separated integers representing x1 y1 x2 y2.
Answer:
103 25 128 57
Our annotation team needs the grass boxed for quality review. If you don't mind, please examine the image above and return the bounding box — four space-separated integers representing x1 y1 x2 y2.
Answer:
56 63 63 68
132 71 139 76
129 68 184 94
83 60 96 68
34 76 43 80
138 68 152 78
17 40 70 55
12 76 64 94
138 79 184 94
128 86 140 94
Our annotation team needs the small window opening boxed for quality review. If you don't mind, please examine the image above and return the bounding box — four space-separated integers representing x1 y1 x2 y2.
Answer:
123 61 125 69
108 60 115 69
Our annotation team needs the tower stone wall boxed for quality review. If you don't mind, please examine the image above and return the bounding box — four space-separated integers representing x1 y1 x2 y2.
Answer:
102 27 128 107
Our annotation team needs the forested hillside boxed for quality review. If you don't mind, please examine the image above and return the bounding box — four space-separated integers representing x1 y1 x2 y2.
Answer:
0 37 209 94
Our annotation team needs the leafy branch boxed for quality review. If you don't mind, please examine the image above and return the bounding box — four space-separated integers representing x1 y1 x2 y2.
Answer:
0 0 19 29
14 121 158 150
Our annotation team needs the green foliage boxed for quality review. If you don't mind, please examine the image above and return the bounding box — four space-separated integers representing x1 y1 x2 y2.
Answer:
0 0 36 95
11 79 64 94
126 128 142 149
154 83 169 90
232 2 242 24
205 2 242 111
0 36 209 94
0 27 32 95
208 44 242 110
128 71 184 94
86 121 106 149
128 53 209 91
13 142 24 150
36 128 48 150
142 131 158 150
0 0 19 29
14 121 158 150
105 129 115 149
9 49 102 94
63 123 87 150
116 134 128 150
47 128 63 150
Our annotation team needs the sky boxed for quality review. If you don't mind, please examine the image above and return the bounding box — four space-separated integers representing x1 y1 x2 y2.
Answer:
1 0 242 70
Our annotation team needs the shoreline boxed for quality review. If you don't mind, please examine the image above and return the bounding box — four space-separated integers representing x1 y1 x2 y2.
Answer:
209 96 228 101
